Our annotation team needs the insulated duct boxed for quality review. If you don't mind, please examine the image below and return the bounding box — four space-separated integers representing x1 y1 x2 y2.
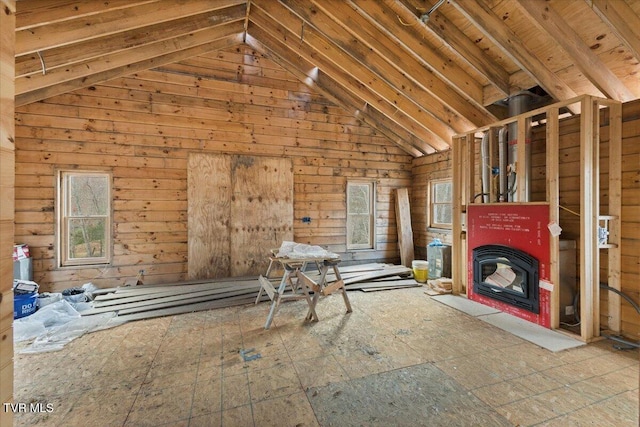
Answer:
480 132 491 203
507 92 534 202
498 126 508 202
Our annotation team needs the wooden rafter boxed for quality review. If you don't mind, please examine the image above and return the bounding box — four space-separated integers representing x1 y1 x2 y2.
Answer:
16 21 246 98
300 0 496 129
16 6 247 78
392 0 510 99
255 0 451 149
15 0 157 30
15 0 244 55
9 0 640 155
16 33 245 107
245 32 427 156
354 0 483 104
246 23 433 155
250 0 449 150
450 0 577 104
586 0 640 63
517 0 634 102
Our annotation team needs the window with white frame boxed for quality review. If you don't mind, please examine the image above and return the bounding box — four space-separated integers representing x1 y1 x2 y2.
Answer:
430 179 453 229
58 171 111 266
346 181 375 250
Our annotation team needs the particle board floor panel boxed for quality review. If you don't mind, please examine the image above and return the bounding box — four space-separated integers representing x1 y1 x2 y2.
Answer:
13 287 639 427
431 294 585 352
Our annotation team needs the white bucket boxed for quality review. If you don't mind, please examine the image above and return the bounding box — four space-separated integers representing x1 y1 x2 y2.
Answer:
412 260 429 283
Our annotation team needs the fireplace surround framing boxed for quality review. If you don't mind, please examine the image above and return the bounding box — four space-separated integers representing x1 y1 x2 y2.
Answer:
451 95 622 343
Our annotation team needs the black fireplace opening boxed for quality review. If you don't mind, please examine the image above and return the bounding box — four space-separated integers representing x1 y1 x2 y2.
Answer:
473 245 539 314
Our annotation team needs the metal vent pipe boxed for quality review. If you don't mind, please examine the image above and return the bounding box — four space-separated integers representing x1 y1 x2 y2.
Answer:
507 92 534 202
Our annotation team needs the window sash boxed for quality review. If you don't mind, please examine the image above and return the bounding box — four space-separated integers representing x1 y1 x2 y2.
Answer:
59 171 111 266
347 181 375 250
430 180 453 229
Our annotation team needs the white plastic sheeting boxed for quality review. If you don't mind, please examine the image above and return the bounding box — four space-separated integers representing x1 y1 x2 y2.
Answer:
13 283 125 353
276 241 339 259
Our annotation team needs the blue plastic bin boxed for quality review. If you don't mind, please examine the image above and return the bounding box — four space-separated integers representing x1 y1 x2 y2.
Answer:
14 292 38 319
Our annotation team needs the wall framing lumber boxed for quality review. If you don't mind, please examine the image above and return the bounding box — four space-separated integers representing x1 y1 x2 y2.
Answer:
602 100 623 333
579 96 599 341
450 95 622 342
546 107 560 329
451 136 464 296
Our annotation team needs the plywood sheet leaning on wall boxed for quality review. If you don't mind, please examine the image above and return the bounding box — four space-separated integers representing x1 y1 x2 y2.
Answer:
188 153 293 279
230 155 293 276
395 188 414 267
188 153 232 279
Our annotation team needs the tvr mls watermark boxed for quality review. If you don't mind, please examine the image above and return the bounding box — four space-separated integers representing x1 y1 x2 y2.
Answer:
3 402 54 413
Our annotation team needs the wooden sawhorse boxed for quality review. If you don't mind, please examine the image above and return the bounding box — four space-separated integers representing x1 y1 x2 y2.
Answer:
257 257 352 329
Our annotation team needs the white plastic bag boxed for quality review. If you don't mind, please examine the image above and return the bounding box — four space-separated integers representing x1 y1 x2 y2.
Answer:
276 241 339 259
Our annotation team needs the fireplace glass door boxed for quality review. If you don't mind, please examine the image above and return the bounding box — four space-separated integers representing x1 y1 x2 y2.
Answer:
473 245 539 313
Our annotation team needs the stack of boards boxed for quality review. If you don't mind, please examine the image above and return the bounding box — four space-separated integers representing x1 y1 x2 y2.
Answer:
306 263 416 292
82 263 418 322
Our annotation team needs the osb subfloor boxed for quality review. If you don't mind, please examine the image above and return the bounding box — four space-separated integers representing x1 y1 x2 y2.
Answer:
13 287 639 427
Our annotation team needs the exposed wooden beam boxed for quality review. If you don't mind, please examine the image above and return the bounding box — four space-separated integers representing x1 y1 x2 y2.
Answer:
450 0 578 104
586 0 640 63
16 33 245 107
246 26 431 155
517 0 634 102
15 0 244 55
16 5 248 78
387 0 510 99
354 0 484 105
16 21 245 96
243 0 251 41
301 0 495 129
16 0 157 30
245 27 431 155
281 0 473 134
250 1 450 150
247 34 426 156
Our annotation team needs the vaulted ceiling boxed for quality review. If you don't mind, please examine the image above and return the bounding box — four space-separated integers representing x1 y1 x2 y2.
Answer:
14 0 640 157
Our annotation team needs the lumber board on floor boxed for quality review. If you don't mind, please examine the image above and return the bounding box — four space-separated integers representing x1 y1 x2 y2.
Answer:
85 263 415 323
304 266 412 284
116 290 261 316
343 266 412 285
92 275 258 295
345 278 419 289
94 281 260 302
92 282 261 309
361 286 417 292
115 294 271 323
84 285 261 316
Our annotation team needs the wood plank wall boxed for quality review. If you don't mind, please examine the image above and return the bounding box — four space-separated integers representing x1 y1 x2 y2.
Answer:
1 1 16 423
13 47 412 292
412 99 640 339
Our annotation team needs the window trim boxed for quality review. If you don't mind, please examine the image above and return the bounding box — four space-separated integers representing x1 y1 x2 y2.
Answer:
429 178 453 230
57 170 112 267
346 180 376 250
